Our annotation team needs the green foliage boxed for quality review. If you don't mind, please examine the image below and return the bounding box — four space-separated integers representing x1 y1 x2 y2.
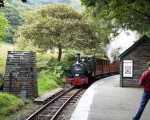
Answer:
0 0 30 43
0 43 15 74
37 51 76 95
16 4 98 61
0 13 9 42
3 7 22 43
0 6 23 43
38 60 66 95
63 49 76 66
0 92 24 117
1 6 23 28
81 0 150 35
36 52 52 70
81 0 96 6
38 70 60 95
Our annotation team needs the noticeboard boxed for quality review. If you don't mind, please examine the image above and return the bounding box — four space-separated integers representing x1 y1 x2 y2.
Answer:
123 60 133 77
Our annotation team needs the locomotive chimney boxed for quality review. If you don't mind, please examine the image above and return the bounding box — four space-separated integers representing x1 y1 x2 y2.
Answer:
76 53 80 62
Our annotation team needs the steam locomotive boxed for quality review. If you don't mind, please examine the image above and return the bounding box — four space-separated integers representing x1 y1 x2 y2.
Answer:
65 54 119 86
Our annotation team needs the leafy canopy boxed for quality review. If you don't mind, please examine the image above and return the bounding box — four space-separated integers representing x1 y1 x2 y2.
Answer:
0 13 9 42
81 0 150 35
16 4 98 60
0 0 26 43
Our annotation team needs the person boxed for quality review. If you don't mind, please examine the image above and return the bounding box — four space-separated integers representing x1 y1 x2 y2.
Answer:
132 62 150 120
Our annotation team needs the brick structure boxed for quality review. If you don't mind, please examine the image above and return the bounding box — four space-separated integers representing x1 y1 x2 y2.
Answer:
120 35 150 87
3 51 38 98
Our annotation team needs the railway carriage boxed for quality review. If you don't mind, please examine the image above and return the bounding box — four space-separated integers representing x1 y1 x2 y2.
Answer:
65 54 119 86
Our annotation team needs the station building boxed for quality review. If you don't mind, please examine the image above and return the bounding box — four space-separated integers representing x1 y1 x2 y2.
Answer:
120 35 150 87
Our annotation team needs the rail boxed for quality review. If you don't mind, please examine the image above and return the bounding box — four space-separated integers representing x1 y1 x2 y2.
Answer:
25 87 82 120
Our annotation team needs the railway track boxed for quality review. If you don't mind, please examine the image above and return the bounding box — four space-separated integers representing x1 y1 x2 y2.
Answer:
25 87 83 120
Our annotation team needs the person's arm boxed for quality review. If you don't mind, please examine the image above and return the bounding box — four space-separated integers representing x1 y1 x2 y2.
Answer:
138 72 146 86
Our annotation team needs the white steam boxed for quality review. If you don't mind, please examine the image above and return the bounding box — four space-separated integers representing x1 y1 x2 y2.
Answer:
106 30 140 62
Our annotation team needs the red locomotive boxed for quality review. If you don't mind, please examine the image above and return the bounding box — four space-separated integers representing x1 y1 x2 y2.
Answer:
65 54 119 86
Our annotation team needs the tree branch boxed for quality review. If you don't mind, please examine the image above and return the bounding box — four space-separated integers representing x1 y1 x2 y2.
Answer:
133 8 150 19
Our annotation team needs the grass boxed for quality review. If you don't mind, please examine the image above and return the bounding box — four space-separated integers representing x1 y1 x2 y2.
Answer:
0 93 40 120
0 42 15 74
38 69 63 95
0 92 24 119
37 53 66 95
36 51 76 95
4 100 40 120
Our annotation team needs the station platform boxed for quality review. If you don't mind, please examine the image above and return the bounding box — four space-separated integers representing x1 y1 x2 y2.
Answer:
70 75 150 120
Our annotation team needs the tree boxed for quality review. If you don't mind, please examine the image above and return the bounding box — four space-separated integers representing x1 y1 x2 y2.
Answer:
0 13 9 41
0 5 24 43
81 0 150 35
0 0 29 43
16 4 98 61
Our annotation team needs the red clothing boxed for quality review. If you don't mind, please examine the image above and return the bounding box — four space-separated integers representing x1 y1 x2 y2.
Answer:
139 69 150 92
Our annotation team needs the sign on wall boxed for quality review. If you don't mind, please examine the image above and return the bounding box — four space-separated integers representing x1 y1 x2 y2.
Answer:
123 60 133 77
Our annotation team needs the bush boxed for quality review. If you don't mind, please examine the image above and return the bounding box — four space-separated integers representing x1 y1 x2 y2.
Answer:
0 12 9 42
38 69 64 95
0 93 24 117
37 52 75 95
37 53 75 95
36 52 52 70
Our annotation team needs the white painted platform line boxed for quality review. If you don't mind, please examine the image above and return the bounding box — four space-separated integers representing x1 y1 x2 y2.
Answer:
70 85 96 120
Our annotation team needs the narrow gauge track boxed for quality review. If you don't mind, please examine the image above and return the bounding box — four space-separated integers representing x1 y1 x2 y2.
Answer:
25 87 83 120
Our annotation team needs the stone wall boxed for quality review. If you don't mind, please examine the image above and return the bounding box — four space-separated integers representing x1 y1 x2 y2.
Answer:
3 51 38 98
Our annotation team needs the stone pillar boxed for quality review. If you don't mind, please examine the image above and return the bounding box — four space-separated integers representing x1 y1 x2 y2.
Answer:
3 51 38 98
